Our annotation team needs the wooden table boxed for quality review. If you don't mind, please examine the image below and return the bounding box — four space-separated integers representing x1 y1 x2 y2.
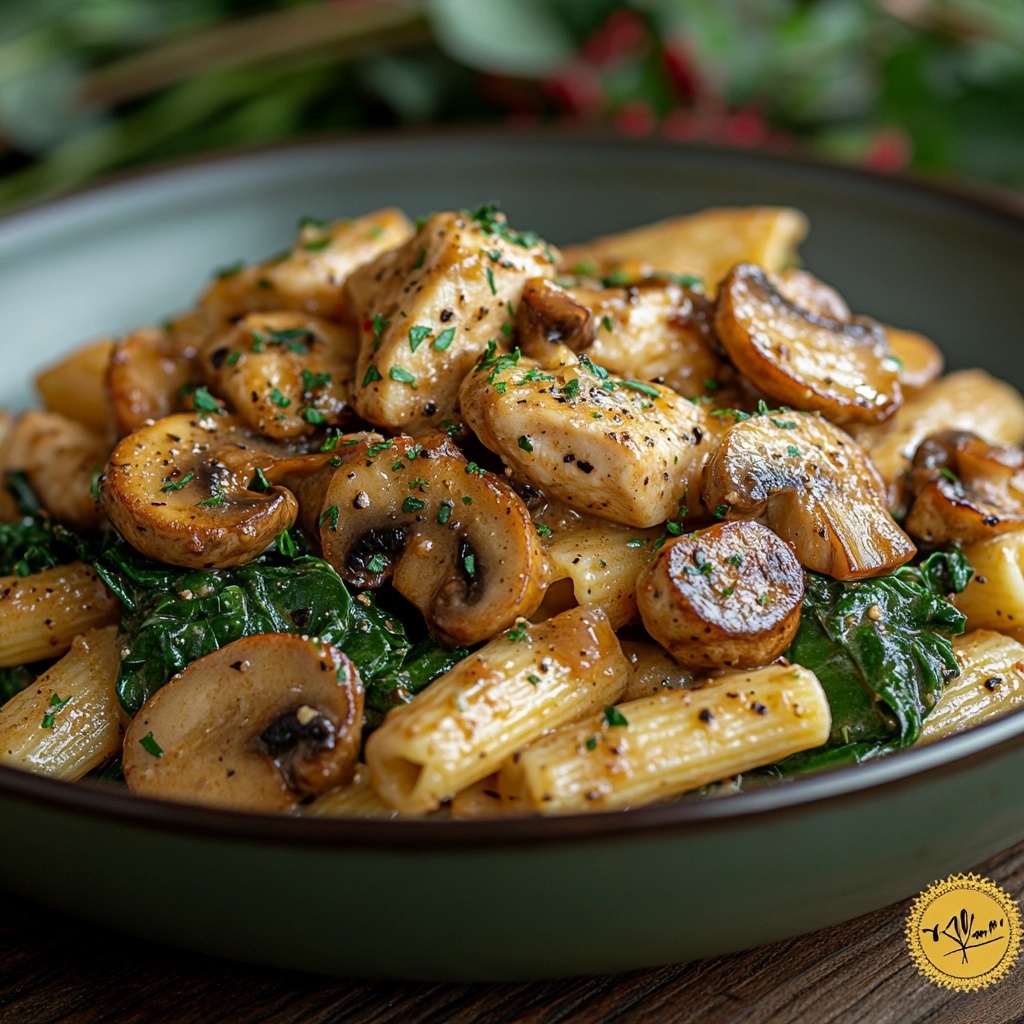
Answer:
1 842 1021 1024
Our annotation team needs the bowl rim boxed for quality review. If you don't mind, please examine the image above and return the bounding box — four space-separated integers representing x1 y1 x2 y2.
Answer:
2 128 1024 850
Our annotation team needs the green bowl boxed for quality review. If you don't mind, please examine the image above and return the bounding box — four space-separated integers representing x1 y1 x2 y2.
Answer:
1 133 1023 981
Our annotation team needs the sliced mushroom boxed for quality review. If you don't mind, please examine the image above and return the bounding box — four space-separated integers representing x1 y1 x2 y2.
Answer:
701 413 916 579
36 337 115 438
460 352 720 528
515 278 593 367
200 312 357 439
108 326 198 437
904 431 1024 546
123 634 363 812
317 433 547 646
715 263 902 424
886 327 943 395
99 412 298 568
3 410 110 530
852 369 1024 503
199 208 413 324
345 208 558 432
637 521 804 670
559 206 808 297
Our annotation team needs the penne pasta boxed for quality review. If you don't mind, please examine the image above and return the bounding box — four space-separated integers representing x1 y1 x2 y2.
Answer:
917 630 1024 744
301 765 401 820
365 606 629 815
494 664 831 815
34 337 114 437
0 563 120 667
953 530 1024 633
0 625 122 779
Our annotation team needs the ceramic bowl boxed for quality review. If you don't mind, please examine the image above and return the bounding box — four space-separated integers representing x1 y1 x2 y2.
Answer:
1 133 1023 980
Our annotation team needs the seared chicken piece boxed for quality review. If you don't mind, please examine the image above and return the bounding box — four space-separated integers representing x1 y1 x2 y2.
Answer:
345 206 558 433
461 351 719 529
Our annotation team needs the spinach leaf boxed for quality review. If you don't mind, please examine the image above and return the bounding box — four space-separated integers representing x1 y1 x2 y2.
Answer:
779 551 970 772
0 663 40 704
0 516 83 577
96 540 456 724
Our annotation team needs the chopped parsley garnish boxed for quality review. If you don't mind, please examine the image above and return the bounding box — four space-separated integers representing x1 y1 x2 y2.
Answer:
726 553 744 567
390 366 417 388
195 493 225 507
622 380 660 399
226 351 241 367
464 462 486 477
413 247 426 270
536 524 553 538
603 706 629 728
714 504 729 518
402 497 427 514
362 364 383 387
372 314 390 346
585 735 598 750
939 467 959 484
507 620 529 642
269 387 291 408
366 440 394 458
320 433 341 453
463 553 476 576
318 505 340 531
601 315 613 332
437 502 453 525
486 267 497 295
462 495 474 505
160 472 194 493
562 378 580 403
140 732 163 758
464 202 555 263
367 553 389 574
720 585 736 598
787 445 801 457
248 468 271 493
41 692 70 729
302 407 327 425
517 435 534 453
433 327 456 351
301 369 331 392
703 378 720 392
277 527 298 558
191 386 222 415
527 674 540 685
758 592 770 606
408 478 429 491
302 238 331 252
408 325 432 352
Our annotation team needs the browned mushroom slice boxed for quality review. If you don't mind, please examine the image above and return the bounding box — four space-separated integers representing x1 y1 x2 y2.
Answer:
515 278 593 367
199 312 357 440
460 353 718 529
123 634 363 812
773 268 851 321
715 263 902 424
904 431 1024 546
559 206 808 296
636 521 804 671
108 326 198 436
99 412 298 568
886 327 943 395
345 208 558 433
36 337 115 437
199 208 414 324
317 433 547 646
701 413 916 580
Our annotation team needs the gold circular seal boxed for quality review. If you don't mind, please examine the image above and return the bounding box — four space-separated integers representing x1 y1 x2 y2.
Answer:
905 872 1022 991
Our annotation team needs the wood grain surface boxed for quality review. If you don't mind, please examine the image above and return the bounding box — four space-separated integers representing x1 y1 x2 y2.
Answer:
1 841 1021 1024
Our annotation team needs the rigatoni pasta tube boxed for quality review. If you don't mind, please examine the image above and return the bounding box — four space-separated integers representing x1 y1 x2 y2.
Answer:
0 562 120 667
0 625 122 779
495 664 831 815
917 630 1024 745
303 765 400 820
365 606 629 815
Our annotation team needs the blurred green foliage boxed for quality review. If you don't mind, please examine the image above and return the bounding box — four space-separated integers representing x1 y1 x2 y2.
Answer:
0 0 1021 210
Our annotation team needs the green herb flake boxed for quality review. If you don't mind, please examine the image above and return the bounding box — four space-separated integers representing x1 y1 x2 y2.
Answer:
462 495 473 505
437 502 453 525
302 238 331 252
703 378 720 392
41 692 71 729
939 467 959 484
302 407 327 425
787 445 801 457
603 706 629 728
269 387 291 409
320 433 340 453
527 674 541 685
714 504 729 518
726 553 744 567
160 472 195 493
623 380 660 399
408 325 432 352
563 378 581 403
140 732 163 758
601 315 614 332
226 351 241 367
372 314 390 347
195 493 225 508
191 387 222 415
402 497 427 514
413 247 426 270
536 524 553 538
517 435 534 453
362 364 383 387
301 369 331 392
367 553 388 574
463 553 476 576
486 267 497 295
720 586 736 598
758 592 770 606
464 462 486 477
433 327 456 352
318 505 340 532
507 620 529 642
390 367 417 389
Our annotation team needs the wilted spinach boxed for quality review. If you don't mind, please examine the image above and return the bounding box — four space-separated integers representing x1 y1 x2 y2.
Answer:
94 540 461 724
777 549 971 772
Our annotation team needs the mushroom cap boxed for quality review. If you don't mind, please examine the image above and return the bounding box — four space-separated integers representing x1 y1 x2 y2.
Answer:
715 263 902 424
99 412 298 568
515 278 593 367
905 430 1024 546
123 633 363 812
701 413 916 580
317 433 548 646
637 521 804 670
